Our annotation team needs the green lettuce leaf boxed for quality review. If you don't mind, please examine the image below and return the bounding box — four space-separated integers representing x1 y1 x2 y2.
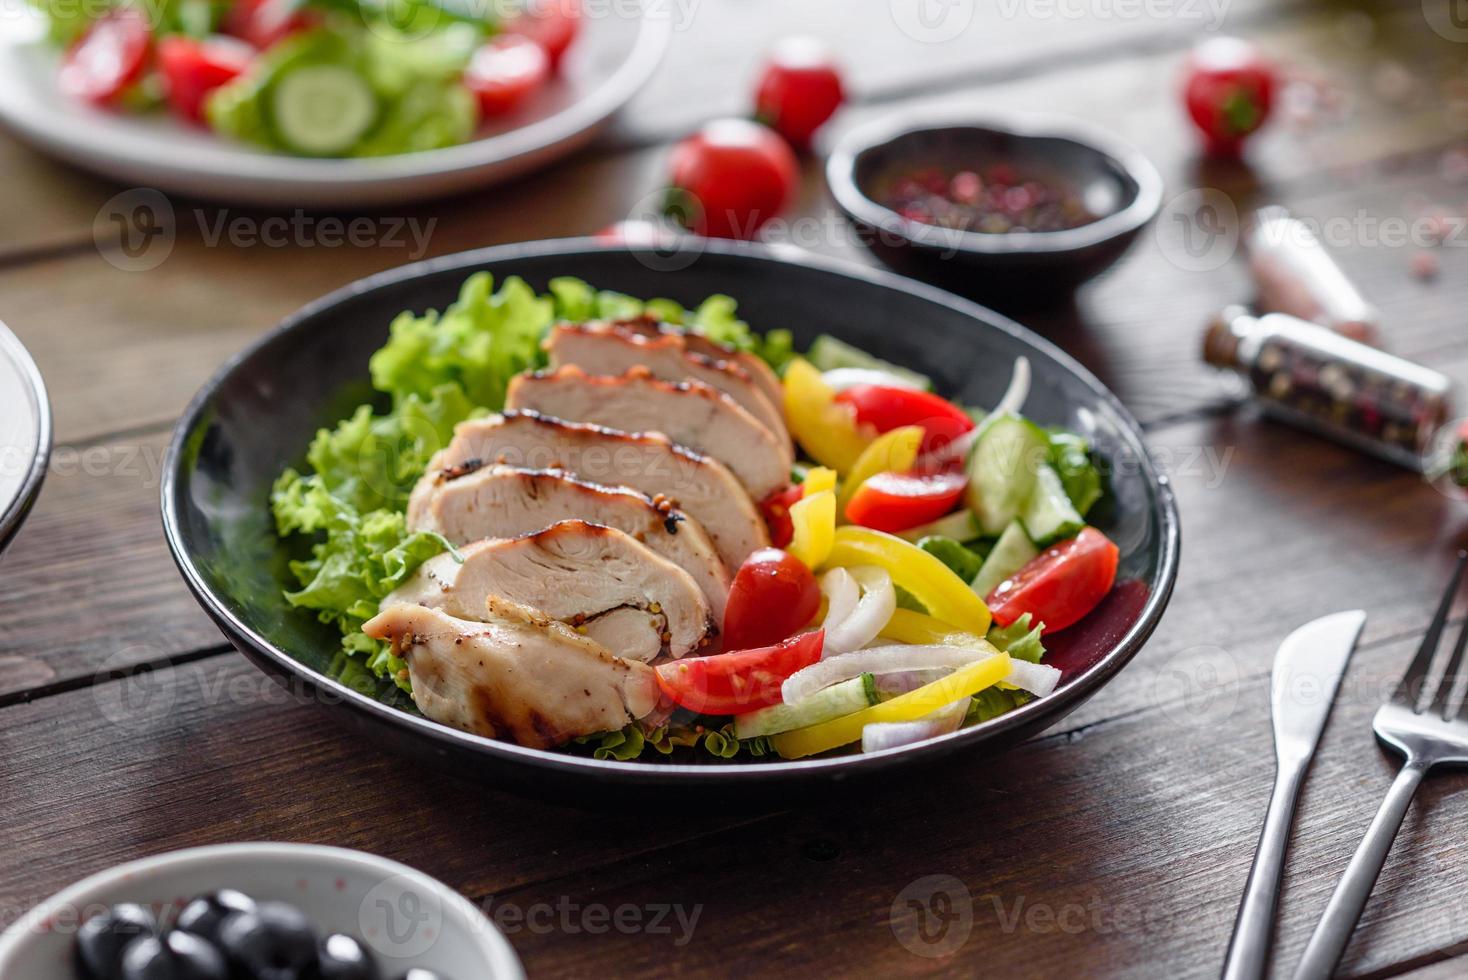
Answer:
986 613 1046 663
1048 431 1103 517
917 535 984 584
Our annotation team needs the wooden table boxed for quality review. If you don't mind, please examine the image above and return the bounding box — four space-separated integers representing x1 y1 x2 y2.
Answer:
3 1 1467 976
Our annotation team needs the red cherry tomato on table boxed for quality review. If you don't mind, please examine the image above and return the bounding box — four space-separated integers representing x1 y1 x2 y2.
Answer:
667 119 799 240
59 6 151 107
759 484 804 549
465 34 550 117
655 629 825 715
834 385 975 457
158 36 253 123
222 0 316 50
1182 36 1275 156
986 527 1119 633
754 36 845 152
722 547 821 651
502 0 581 72
844 470 968 534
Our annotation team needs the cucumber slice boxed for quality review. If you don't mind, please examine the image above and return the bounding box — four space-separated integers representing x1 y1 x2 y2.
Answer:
269 63 378 156
806 335 932 391
965 415 1050 535
970 520 1039 598
734 674 879 739
1021 463 1086 545
896 509 982 543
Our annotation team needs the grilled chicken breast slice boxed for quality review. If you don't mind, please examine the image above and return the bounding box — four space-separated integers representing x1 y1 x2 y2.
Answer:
505 366 792 499
546 321 788 443
384 520 713 661
406 463 731 622
615 316 786 417
429 411 768 569
362 598 657 749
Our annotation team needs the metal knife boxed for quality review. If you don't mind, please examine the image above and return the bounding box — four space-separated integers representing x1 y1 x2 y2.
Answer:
1221 610 1368 980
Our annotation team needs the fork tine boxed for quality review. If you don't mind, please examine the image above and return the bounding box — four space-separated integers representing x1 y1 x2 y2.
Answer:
1393 550 1468 710
1431 612 1468 721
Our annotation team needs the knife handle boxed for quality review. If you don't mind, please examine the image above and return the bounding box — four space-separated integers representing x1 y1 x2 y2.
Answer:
1221 757 1307 980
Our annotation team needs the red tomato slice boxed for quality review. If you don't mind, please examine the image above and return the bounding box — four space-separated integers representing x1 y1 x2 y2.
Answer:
222 0 316 50
465 34 550 117
502 0 580 72
759 484 803 548
844 469 968 534
59 6 151 107
986 528 1119 632
158 36 253 123
723 548 821 651
834 385 974 457
655 630 825 715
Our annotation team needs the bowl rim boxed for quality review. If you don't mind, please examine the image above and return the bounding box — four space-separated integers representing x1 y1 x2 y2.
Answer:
0 317 51 556
0 842 525 978
160 237 1180 784
826 108 1165 256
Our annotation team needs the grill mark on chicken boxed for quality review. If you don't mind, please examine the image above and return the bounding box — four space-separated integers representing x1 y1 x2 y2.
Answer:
612 316 786 414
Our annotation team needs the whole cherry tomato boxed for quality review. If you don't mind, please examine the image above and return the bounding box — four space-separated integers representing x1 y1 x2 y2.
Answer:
59 6 151 107
722 547 822 651
754 36 845 152
667 119 799 240
502 0 581 72
1182 37 1275 156
158 36 253 124
465 34 550 117
986 527 1119 632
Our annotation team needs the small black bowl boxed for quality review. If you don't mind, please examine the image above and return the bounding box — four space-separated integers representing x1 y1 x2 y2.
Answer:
827 111 1163 301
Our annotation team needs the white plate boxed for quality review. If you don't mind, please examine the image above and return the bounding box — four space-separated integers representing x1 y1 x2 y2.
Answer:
0 4 671 206
0 842 524 979
0 319 49 558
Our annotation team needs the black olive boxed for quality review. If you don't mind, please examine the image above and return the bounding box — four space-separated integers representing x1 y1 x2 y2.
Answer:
215 901 318 980
175 890 257 947
310 934 381 980
119 931 228 980
75 903 157 980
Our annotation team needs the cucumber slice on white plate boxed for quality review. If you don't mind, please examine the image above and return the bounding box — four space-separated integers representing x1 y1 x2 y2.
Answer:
269 64 378 157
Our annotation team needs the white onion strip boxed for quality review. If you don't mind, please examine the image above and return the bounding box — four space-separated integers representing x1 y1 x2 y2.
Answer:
918 356 1032 469
1002 659 1062 698
861 699 970 753
782 643 1060 706
819 568 858 641
821 566 895 656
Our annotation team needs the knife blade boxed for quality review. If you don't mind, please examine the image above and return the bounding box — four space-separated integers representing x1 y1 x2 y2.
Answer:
1222 609 1366 980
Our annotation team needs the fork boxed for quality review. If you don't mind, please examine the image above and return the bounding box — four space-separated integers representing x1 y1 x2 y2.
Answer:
1293 551 1468 980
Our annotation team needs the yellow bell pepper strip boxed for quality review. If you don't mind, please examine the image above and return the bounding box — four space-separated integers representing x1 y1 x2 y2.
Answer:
837 425 924 515
803 465 837 496
770 652 1012 758
880 608 990 649
823 526 992 637
787 489 836 569
783 358 872 474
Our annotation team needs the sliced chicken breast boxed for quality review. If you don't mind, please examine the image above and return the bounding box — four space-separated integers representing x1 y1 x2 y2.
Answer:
406 464 731 622
384 520 713 661
616 316 786 418
429 411 768 568
505 366 792 499
546 321 788 443
363 598 657 749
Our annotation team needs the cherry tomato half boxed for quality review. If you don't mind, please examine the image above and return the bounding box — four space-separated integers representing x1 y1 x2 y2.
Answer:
844 469 968 534
59 6 151 107
722 548 821 651
158 36 253 124
667 119 799 240
502 0 580 72
222 0 317 51
655 629 825 715
759 484 804 548
753 36 845 152
465 34 550 117
1182 36 1275 156
986 527 1119 632
834 385 975 458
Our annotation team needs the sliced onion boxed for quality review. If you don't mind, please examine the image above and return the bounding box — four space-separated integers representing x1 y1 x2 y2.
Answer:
783 644 990 705
873 668 947 697
1002 659 1062 698
822 367 927 393
819 568 859 642
861 699 970 753
917 356 1032 469
822 566 895 656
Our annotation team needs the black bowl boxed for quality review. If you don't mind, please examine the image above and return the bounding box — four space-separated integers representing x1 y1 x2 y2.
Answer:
827 111 1163 301
161 239 1179 798
0 319 50 558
